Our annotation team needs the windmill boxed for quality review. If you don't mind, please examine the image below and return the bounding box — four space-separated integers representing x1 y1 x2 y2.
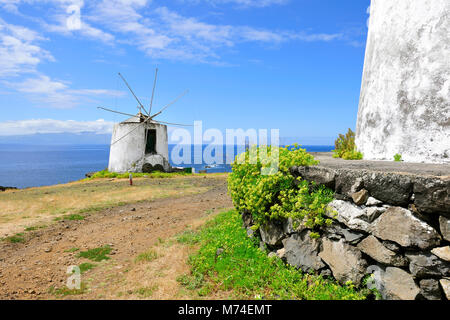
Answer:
98 69 191 173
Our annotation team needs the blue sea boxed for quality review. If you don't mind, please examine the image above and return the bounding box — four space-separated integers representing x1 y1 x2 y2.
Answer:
0 144 333 189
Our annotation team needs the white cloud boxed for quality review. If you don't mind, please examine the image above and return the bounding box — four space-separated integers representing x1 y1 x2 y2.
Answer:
182 0 289 8
3 0 351 65
0 119 115 136
0 18 53 77
5 75 125 108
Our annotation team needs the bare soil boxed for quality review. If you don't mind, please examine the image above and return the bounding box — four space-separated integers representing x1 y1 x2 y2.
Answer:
0 175 233 300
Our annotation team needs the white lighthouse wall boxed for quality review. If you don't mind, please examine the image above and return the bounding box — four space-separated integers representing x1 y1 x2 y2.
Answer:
356 0 450 163
108 122 169 173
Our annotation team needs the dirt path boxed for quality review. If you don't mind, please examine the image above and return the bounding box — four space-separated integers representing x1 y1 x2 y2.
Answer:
0 176 233 300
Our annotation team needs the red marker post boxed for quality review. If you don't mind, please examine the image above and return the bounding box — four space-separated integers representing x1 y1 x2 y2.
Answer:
129 173 133 186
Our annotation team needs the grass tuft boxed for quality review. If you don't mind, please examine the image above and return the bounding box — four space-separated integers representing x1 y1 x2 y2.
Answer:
179 210 369 300
49 283 87 296
77 245 112 262
79 262 96 274
135 250 159 263
4 233 25 243
134 285 158 298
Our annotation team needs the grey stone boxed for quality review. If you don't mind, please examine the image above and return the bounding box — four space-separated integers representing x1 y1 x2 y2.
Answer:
419 279 442 300
431 246 450 262
294 166 336 188
351 189 369 205
363 206 386 222
246 228 255 238
357 235 408 267
259 221 284 246
326 200 371 232
268 252 277 258
371 207 441 250
322 223 365 244
406 252 450 278
242 211 253 228
319 238 367 286
276 248 286 260
439 216 450 241
335 171 364 198
440 278 450 299
366 197 383 206
413 177 450 214
381 240 402 253
362 171 413 207
320 268 332 277
378 267 420 300
284 231 325 272
282 217 306 235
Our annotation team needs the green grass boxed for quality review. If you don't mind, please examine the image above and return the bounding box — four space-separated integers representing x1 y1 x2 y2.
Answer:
85 169 191 180
176 230 201 245
135 250 159 263
178 210 369 300
4 233 25 243
65 247 80 253
49 283 87 296
54 214 85 221
24 225 47 232
134 285 158 298
77 245 112 262
79 262 96 274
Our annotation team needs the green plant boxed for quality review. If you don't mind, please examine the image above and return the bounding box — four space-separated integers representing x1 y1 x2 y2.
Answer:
332 129 363 160
84 169 190 180
4 233 25 243
135 250 159 263
49 283 87 296
65 247 80 253
64 214 85 221
77 245 112 262
79 262 96 273
134 285 158 298
394 153 402 162
180 210 367 300
228 145 333 232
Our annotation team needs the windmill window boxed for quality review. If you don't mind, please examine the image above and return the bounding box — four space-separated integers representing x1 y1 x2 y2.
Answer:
145 129 157 154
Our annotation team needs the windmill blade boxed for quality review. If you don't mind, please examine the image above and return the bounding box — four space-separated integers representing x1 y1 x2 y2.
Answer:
150 89 189 119
97 106 137 118
154 120 194 127
149 68 158 116
118 72 149 116
110 118 151 146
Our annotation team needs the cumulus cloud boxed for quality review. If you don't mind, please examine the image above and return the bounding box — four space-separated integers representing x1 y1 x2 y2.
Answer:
182 0 289 8
0 119 115 136
5 75 125 108
0 18 54 77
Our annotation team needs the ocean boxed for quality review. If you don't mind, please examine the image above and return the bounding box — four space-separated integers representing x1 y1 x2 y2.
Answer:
0 144 333 189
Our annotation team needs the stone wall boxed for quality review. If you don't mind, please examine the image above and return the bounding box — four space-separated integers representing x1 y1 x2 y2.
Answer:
243 165 450 300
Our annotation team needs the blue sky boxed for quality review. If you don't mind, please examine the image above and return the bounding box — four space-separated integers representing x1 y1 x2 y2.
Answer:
0 0 371 145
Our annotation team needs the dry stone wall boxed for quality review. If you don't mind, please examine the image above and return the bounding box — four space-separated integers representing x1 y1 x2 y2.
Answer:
243 165 450 300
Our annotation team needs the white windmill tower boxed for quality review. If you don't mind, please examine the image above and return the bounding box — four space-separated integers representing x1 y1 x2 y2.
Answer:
99 69 191 173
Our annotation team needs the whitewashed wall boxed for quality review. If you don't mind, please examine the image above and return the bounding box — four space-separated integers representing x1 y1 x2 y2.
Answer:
356 0 450 163
108 121 169 173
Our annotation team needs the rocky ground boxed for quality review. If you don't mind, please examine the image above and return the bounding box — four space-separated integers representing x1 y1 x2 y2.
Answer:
0 175 233 300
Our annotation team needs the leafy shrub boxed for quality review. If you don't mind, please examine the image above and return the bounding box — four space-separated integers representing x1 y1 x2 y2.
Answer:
332 129 363 160
394 153 402 162
228 145 334 231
